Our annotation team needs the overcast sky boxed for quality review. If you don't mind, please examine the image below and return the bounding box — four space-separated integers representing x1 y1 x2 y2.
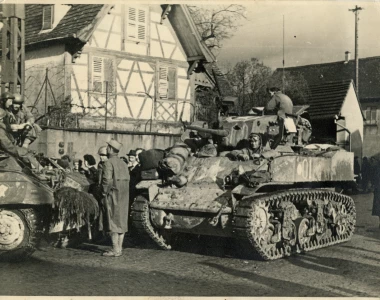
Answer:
216 1 380 70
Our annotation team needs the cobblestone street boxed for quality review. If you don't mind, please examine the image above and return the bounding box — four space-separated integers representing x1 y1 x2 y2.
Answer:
0 192 379 297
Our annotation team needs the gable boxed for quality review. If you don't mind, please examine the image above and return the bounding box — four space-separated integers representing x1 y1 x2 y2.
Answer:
308 80 351 120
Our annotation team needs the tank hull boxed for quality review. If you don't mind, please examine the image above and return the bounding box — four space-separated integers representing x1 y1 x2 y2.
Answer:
132 149 356 260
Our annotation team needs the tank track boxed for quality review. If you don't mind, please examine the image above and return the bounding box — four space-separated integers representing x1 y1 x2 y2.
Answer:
20 208 40 256
131 195 172 250
233 189 356 261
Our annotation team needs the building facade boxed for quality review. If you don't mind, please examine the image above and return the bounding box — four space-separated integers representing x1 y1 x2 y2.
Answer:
22 4 217 134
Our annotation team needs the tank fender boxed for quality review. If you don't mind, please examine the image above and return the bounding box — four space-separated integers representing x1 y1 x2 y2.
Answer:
135 180 160 201
0 173 53 205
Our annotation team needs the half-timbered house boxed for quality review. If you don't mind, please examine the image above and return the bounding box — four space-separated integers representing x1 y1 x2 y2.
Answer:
22 4 217 134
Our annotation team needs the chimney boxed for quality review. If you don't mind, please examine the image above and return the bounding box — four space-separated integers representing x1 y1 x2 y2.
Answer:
344 51 351 64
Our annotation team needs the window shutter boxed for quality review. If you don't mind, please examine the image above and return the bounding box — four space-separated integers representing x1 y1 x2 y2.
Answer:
93 57 103 93
158 67 168 99
137 9 146 41
371 108 377 124
168 67 176 100
126 6 147 42
103 58 115 93
126 7 137 40
42 5 54 30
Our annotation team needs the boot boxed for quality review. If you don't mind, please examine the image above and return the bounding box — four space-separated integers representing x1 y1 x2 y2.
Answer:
102 233 121 257
118 233 125 255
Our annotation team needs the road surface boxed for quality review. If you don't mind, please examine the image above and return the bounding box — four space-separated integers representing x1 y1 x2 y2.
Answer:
0 192 379 297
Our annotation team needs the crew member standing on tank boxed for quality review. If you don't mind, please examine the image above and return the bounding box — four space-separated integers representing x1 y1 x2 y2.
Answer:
8 93 41 148
101 139 130 257
264 87 293 118
264 87 293 149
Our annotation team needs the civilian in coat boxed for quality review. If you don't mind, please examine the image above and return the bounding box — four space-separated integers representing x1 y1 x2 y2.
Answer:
101 139 130 257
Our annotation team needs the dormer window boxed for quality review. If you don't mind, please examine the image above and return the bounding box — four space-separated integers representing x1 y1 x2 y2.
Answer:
42 5 54 30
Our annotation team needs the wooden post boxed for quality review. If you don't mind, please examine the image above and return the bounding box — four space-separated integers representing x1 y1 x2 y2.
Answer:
45 68 49 115
105 81 108 130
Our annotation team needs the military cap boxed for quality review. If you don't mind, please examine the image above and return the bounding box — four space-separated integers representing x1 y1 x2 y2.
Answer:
107 139 122 151
13 93 24 104
98 146 107 155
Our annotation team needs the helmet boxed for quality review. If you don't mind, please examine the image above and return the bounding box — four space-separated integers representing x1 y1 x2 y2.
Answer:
0 92 14 100
0 108 7 119
98 146 107 155
13 93 24 104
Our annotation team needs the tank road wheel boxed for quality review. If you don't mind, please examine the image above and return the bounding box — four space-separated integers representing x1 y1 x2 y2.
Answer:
0 208 39 261
233 198 286 261
233 189 356 260
131 195 172 250
294 218 312 250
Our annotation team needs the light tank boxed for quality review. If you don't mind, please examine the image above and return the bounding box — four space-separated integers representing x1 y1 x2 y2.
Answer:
0 153 96 260
131 112 356 260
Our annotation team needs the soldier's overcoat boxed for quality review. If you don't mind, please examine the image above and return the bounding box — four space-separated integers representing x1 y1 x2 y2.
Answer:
101 153 130 233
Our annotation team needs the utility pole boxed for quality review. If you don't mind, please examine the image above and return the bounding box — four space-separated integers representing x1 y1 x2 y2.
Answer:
349 5 363 95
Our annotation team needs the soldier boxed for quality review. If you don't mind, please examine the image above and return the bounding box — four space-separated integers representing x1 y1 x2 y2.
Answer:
97 146 108 185
0 107 42 171
9 93 41 148
264 87 294 149
101 139 130 257
264 87 293 118
228 133 263 161
0 92 15 129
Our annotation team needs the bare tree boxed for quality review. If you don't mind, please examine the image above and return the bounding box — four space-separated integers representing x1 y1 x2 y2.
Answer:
268 71 310 105
188 5 247 53
225 58 272 113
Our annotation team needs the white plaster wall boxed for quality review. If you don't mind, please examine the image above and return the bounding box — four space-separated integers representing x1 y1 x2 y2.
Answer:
25 44 65 67
340 83 364 158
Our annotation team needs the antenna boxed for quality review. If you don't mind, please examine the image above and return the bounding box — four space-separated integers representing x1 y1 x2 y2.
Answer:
282 15 285 92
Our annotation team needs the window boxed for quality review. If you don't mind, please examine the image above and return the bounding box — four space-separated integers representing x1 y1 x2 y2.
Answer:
125 6 148 42
91 56 115 94
42 5 54 30
158 66 176 100
365 107 377 125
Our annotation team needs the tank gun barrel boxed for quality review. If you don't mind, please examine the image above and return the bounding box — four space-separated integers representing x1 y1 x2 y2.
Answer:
185 125 229 137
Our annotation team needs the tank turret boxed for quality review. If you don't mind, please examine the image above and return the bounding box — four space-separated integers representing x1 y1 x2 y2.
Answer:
182 113 312 153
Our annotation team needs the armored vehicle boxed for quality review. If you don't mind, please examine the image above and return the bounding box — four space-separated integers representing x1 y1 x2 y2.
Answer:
131 113 356 260
0 153 94 260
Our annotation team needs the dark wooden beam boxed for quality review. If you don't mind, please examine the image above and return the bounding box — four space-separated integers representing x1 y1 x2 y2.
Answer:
187 60 198 79
187 55 204 62
161 5 172 24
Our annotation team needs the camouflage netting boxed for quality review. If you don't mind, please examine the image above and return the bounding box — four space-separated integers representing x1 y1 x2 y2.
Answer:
52 187 99 238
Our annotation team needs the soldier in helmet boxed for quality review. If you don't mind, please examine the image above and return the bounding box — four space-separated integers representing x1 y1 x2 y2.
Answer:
9 93 41 148
0 92 15 129
0 107 42 171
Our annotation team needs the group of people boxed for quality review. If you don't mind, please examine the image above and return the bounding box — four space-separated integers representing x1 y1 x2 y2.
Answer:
53 143 146 257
